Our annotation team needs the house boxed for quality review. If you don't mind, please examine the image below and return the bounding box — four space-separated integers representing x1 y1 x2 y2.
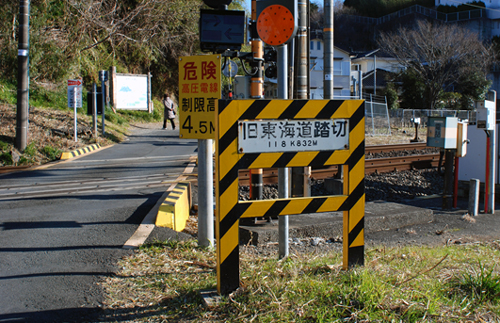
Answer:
309 36 352 99
350 49 404 96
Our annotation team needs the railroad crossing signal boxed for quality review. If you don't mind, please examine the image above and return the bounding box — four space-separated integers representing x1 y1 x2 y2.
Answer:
215 99 365 294
256 0 298 46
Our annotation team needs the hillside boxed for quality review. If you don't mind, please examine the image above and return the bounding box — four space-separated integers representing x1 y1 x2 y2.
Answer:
0 104 127 167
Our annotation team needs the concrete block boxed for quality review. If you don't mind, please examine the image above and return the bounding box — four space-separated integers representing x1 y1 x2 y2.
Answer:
156 182 191 231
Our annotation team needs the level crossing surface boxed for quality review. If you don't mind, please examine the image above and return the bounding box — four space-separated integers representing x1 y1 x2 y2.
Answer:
0 125 197 322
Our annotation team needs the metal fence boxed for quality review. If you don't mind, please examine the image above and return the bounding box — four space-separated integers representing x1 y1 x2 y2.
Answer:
390 109 474 128
364 94 391 136
345 5 486 26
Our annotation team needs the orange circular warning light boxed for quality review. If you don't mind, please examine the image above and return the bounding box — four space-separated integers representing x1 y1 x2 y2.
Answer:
257 5 295 46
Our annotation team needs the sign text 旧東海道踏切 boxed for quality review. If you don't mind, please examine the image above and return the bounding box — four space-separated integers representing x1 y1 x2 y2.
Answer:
238 119 349 154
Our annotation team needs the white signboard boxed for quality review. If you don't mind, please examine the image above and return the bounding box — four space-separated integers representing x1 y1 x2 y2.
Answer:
238 119 349 153
115 74 148 110
67 79 83 108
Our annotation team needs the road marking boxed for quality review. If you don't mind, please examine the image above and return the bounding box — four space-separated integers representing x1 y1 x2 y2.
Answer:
123 156 198 249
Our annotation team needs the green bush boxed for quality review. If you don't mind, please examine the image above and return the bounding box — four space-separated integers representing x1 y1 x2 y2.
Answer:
0 80 17 104
42 146 61 160
0 140 9 152
0 152 13 165
29 84 68 110
23 142 37 157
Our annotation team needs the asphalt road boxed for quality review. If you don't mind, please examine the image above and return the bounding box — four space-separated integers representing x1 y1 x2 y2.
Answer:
0 125 197 322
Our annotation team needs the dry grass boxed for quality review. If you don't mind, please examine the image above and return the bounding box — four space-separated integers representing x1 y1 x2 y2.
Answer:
0 104 128 166
365 126 427 146
98 240 500 322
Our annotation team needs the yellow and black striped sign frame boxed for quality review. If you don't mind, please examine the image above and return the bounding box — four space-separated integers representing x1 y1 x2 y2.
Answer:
215 99 365 294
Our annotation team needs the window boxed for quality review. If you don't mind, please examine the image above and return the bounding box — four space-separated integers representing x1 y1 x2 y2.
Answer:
317 41 321 50
334 60 342 75
310 41 314 50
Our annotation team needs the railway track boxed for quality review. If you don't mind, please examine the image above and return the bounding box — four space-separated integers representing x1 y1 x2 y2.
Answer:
1 143 439 187
239 143 440 185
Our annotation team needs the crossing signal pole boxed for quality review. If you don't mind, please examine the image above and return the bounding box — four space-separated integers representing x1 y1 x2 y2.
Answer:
246 0 265 218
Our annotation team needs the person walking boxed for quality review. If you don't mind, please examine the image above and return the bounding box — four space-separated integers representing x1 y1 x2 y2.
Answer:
163 93 176 130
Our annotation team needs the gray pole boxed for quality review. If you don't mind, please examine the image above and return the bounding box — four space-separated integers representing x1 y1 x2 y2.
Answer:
101 79 105 135
73 89 78 142
16 0 30 151
358 70 363 99
278 44 289 259
148 72 152 113
93 83 97 138
324 0 334 100
198 139 214 248
373 55 377 96
469 178 480 216
488 122 496 213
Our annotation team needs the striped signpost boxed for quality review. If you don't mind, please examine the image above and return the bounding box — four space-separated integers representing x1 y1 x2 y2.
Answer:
215 99 365 294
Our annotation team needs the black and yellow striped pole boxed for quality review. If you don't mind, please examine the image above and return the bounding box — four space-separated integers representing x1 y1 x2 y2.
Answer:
215 99 364 294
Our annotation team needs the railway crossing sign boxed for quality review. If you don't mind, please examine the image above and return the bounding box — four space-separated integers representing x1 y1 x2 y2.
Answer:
215 99 365 294
178 55 221 139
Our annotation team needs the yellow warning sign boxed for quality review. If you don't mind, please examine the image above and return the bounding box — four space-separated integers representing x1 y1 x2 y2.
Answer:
178 55 221 139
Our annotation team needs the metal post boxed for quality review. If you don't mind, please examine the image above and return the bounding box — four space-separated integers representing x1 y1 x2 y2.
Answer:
278 44 289 259
370 95 375 136
453 156 459 208
487 129 496 214
373 55 377 96
148 72 152 113
443 149 454 209
73 89 78 142
16 0 30 151
358 70 362 99
488 90 496 214
198 139 214 248
469 178 480 216
101 79 105 135
385 96 391 135
278 167 289 259
93 83 97 138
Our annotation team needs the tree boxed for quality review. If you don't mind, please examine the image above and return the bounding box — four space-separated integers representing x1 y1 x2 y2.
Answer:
378 20 493 109
0 0 245 97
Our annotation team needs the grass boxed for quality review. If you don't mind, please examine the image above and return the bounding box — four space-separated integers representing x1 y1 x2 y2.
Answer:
100 240 500 322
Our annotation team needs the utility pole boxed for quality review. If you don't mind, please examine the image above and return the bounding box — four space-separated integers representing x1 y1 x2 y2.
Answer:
324 0 334 100
16 0 30 151
292 0 310 198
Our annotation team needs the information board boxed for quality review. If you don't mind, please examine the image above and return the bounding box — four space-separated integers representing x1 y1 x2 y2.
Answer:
67 79 83 108
115 74 148 110
179 55 221 139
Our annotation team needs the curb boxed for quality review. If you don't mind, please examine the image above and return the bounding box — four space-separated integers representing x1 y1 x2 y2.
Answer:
60 144 102 160
239 201 434 245
156 181 192 232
